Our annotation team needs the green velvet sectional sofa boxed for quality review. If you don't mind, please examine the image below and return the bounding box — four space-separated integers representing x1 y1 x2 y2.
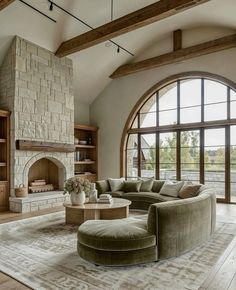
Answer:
77 179 216 266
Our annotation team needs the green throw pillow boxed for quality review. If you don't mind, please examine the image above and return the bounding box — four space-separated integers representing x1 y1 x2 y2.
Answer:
140 179 154 192
96 180 111 195
123 181 142 192
152 180 165 193
108 178 125 192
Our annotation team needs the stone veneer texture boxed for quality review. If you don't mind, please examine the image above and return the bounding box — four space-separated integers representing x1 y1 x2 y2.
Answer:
0 36 74 195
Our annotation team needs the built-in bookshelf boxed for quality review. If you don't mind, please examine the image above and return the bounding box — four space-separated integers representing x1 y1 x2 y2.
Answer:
74 124 98 182
0 110 10 211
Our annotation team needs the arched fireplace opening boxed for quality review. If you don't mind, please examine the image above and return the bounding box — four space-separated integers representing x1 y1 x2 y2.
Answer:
27 157 66 193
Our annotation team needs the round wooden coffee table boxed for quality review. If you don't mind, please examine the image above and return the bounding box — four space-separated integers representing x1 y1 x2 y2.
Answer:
64 198 131 225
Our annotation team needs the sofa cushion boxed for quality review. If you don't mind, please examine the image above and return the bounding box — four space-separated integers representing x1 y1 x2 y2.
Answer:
159 180 184 197
106 191 124 198
123 181 142 192
140 179 154 192
78 219 156 251
96 180 111 196
108 178 125 192
122 191 178 204
179 184 201 199
152 180 165 193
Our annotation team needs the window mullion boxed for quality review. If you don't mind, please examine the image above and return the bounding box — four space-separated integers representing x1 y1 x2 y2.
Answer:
225 126 230 203
177 130 181 181
156 133 160 180
200 128 205 184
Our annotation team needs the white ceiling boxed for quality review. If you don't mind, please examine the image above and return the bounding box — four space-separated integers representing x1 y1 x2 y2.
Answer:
0 0 236 105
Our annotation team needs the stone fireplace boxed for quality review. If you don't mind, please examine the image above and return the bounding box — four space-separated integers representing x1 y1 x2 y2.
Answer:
0 36 75 212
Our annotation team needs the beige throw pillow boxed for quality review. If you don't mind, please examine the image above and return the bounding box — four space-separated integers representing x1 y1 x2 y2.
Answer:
178 185 201 199
108 178 125 192
159 180 184 197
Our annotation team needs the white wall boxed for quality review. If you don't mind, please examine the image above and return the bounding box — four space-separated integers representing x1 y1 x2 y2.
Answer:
74 99 90 125
90 28 236 180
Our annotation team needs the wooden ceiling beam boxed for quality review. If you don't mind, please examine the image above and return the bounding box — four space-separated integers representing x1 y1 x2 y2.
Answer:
0 0 15 11
55 0 210 57
110 33 236 79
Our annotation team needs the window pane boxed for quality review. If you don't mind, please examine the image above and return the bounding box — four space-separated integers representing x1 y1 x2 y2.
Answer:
231 126 236 145
231 89 236 101
131 116 138 128
159 109 177 126
204 103 227 121
205 181 225 199
160 166 176 180
126 149 138 178
231 164 236 202
159 82 177 111
180 106 201 124
140 94 156 113
231 126 236 202
180 79 201 107
140 134 156 178
205 128 225 147
140 112 156 128
181 148 200 163
181 168 200 182
231 101 236 119
181 130 200 147
160 148 176 163
205 147 225 163
205 165 225 182
204 80 227 104
127 134 137 149
160 132 176 148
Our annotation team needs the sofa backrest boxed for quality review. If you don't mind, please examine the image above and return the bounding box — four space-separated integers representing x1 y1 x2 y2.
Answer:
147 190 216 260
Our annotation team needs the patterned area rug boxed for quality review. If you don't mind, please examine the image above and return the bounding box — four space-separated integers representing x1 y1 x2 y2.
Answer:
0 212 235 290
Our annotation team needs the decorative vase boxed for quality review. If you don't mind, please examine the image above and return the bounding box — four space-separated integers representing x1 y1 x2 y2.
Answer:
70 191 86 205
89 183 98 203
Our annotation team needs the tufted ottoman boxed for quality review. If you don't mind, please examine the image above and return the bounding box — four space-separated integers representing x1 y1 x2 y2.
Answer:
77 218 157 266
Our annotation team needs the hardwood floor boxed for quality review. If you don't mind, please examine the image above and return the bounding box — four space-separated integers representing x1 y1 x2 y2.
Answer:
0 206 64 224
0 203 236 290
0 272 31 290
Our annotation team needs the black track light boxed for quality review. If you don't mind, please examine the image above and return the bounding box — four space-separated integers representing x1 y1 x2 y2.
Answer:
117 46 120 53
49 1 53 11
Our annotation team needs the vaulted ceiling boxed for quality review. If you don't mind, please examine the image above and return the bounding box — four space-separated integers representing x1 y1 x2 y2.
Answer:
0 0 236 104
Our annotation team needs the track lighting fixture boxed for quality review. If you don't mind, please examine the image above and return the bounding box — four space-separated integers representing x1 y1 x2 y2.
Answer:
49 1 53 11
117 46 120 53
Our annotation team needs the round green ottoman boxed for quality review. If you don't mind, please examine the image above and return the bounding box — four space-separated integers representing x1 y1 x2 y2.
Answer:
77 218 157 266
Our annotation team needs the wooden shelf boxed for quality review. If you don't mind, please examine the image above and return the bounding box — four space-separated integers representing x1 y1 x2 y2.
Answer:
74 161 95 165
75 144 96 149
0 162 6 167
74 124 98 182
0 138 6 143
74 124 98 132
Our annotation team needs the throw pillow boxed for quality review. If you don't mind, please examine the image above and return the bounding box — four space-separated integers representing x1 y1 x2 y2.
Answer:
139 178 154 192
159 180 184 197
151 180 165 193
108 178 125 192
123 181 142 192
96 180 111 195
178 184 201 199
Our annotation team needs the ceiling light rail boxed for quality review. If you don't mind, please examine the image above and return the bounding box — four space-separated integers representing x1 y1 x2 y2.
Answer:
47 0 134 56
18 0 56 23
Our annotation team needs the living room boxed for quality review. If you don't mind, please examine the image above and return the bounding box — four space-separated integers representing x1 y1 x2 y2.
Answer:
0 0 236 289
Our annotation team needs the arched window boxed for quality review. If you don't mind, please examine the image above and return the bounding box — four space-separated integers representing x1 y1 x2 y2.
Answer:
122 72 236 203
